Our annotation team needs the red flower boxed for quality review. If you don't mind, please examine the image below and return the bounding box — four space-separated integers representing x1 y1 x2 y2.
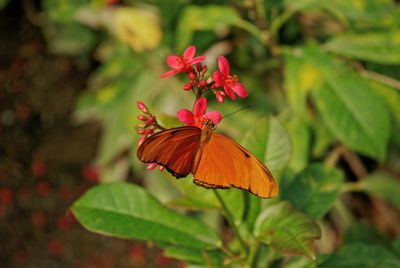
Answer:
177 98 221 128
212 56 248 100
161 46 205 78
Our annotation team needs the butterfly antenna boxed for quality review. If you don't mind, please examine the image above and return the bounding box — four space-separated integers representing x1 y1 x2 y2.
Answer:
221 104 250 119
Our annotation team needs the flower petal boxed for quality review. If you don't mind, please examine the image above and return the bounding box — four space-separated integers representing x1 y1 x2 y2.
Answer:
232 82 248 98
183 45 196 60
218 56 230 75
205 111 222 125
161 69 180 78
194 98 207 117
224 86 236 100
212 71 225 86
177 109 194 125
166 55 180 69
190 55 205 65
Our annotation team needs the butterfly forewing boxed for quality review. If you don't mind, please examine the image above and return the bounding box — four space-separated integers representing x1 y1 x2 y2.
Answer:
137 126 201 178
192 132 278 198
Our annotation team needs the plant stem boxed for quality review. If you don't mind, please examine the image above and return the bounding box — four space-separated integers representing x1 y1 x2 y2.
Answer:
246 240 260 268
213 190 248 256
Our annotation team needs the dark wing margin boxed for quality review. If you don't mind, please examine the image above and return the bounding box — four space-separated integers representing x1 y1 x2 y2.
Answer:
137 126 201 178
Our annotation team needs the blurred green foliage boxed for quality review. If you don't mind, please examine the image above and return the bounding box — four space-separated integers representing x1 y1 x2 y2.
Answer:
8 0 400 266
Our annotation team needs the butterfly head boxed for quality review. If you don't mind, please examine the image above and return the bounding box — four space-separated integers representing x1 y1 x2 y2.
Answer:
203 119 216 130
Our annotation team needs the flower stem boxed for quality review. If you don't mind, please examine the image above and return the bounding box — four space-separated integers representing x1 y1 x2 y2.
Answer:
213 190 248 256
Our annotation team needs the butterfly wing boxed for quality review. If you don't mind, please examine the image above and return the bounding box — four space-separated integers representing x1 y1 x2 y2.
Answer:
137 126 201 178
192 132 278 198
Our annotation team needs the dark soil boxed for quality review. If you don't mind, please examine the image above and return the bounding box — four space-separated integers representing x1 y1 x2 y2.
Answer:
0 1 180 267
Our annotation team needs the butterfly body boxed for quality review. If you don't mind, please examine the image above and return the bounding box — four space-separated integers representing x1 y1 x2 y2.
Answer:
137 120 278 198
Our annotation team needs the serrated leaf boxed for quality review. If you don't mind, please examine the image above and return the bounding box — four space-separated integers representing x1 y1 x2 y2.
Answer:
325 31 400 64
254 201 321 259
164 246 224 266
357 172 400 207
320 243 400 268
281 164 344 219
72 182 222 250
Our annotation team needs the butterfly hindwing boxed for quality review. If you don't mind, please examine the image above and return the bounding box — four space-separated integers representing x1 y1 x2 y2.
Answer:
137 126 201 178
192 132 278 198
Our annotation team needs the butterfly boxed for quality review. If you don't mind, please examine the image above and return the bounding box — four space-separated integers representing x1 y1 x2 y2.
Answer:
137 120 278 198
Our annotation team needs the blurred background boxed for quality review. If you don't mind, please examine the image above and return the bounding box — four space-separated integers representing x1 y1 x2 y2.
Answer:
1 0 400 267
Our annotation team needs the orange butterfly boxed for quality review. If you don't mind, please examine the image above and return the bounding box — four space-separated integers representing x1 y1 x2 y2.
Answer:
137 120 278 198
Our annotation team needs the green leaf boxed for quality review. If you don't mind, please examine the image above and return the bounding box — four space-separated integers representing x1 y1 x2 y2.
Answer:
164 246 224 266
284 116 311 173
44 22 96 56
176 5 263 51
344 222 388 246
325 30 400 64
284 52 323 118
72 182 222 250
281 164 344 219
288 46 391 160
167 175 220 210
241 116 291 230
216 189 244 227
241 116 291 179
320 243 400 268
284 256 317 268
368 79 400 126
393 238 400 258
0 0 9 10
43 0 88 23
357 172 400 207
254 201 321 259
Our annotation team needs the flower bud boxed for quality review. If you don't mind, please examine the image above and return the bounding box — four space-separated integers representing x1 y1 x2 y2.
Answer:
145 116 155 125
137 101 148 113
137 115 148 121
183 83 192 91
144 129 153 135
201 65 207 74
147 163 158 170
188 72 196 80
215 91 225 103
137 135 146 147
159 165 165 171
136 128 145 134
199 80 207 87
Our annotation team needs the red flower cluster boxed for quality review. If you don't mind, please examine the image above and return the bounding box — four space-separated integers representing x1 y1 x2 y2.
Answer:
135 45 249 173
161 45 248 103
